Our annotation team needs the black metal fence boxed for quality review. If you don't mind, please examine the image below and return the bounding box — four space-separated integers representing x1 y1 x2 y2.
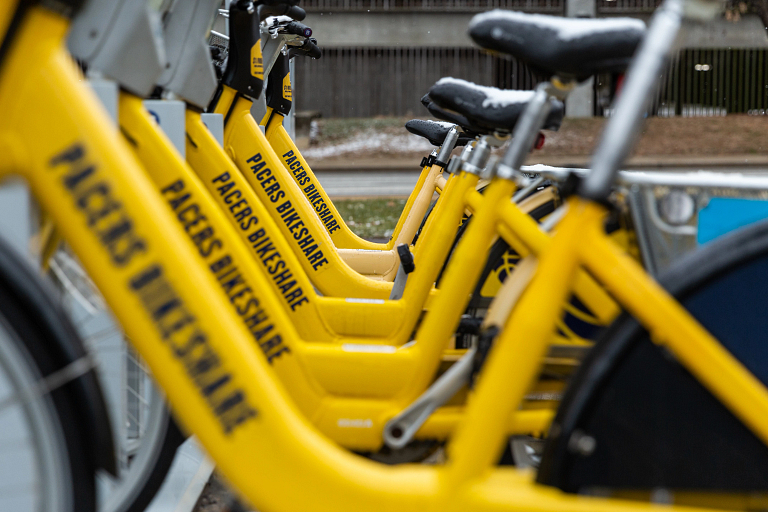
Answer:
596 0 662 14
295 46 768 118
302 0 564 12
293 47 545 117
659 48 768 116
596 48 768 117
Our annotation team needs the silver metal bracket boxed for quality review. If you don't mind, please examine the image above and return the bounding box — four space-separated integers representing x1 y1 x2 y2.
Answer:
260 29 303 84
143 100 187 157
68 0 166 97
511 176 545 203
461 137 491 176
87 76 119 123
201 113 225 147
156 0 220 109
388 265 408 300
389 244 415 300
479 155 498 180
446 141 474 174
495 162 517 181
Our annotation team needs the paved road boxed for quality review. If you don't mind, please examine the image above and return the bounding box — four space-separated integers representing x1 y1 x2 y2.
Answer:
315 171 423 197
316 167 768 198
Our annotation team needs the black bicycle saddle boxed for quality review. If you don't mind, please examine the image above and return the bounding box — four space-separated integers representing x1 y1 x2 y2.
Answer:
468 10 646 81
421 93 487 136
428 77 564 132
405 119 475 147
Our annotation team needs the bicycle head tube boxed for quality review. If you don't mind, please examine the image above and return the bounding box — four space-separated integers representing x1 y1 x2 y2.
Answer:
265 52 292 116
221 1 264 99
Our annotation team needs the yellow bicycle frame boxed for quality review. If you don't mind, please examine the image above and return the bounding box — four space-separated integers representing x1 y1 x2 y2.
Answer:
216 87 404 295
264 107 447 258
198 94 610 349
112 85 557 449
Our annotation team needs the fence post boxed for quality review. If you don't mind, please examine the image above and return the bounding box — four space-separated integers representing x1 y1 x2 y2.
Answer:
565 0 596 117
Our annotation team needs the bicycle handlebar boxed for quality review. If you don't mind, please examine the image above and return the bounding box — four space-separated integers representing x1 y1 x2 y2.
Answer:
284 21 312 38
288 38 322 59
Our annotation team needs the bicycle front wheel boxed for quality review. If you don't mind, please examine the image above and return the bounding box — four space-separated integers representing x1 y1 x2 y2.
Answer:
0 302 94 512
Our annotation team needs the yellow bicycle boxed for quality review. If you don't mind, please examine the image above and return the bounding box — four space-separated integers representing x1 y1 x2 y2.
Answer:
4 1 766 512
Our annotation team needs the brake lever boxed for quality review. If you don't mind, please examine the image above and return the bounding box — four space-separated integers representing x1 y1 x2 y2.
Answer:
287 38 322 60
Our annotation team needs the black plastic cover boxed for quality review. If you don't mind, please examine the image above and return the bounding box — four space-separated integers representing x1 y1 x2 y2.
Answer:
397 244 415 274
266 53 292 115
221 1 264 98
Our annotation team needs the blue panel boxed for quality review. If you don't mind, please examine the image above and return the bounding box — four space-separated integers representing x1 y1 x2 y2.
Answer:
698 197 768 245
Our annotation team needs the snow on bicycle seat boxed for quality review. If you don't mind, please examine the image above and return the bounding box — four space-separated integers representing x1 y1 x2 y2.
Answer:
469 10 646 80
428 77 564 133
405 119 474 147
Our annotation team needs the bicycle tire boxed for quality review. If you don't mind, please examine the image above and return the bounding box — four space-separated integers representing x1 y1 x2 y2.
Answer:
0 279 95 512
106 418 186 512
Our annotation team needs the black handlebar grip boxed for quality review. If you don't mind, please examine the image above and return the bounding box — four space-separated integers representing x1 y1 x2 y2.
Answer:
285 21 312 37
286 5 306 21
303 38 322 59
287 38 322 60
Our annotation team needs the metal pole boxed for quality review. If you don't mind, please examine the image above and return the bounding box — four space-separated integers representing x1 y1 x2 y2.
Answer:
579 0 685 201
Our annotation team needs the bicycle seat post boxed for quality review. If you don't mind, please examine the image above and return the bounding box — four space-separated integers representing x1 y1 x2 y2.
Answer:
461 136 492 176
435 126 460 168
495 80 573 181
446 140 475 174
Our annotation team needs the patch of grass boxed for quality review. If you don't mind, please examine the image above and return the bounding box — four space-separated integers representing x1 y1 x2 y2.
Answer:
316 117 412 143
334 198 407 239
